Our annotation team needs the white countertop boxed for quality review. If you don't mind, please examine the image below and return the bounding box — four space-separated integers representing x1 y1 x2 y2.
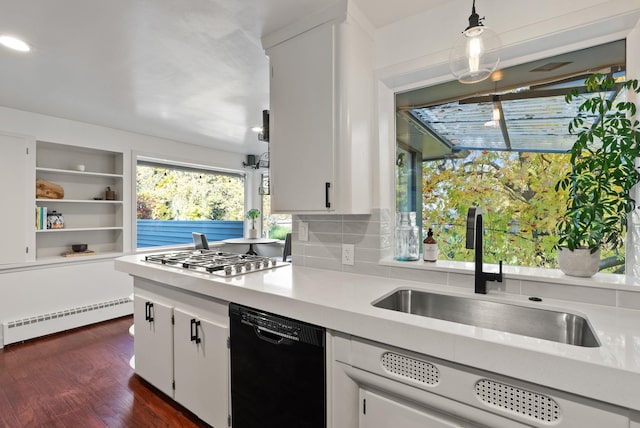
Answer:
115 254 640 411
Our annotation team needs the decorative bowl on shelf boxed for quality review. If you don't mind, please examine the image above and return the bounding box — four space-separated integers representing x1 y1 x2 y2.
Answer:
72 244 88 252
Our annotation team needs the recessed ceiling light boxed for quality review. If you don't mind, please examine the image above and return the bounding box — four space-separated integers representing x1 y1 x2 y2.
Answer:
0 35 31 52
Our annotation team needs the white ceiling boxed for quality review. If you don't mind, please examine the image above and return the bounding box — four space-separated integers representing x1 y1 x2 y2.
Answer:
0 0 446 155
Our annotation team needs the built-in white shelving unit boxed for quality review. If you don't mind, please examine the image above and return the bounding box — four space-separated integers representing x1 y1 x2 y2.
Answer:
35 141 125 261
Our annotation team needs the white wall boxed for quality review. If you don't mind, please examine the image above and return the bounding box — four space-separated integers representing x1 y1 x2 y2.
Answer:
375 0 640 90
0 106 246 345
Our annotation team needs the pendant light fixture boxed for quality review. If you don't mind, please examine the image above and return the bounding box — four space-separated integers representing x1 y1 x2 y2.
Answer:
449 0 501 84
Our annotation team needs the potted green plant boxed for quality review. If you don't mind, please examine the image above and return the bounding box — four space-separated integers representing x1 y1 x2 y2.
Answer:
246 208 261 239
555 73 640 276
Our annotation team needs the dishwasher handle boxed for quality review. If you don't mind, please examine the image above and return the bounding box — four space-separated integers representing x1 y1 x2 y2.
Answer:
255 326 298 345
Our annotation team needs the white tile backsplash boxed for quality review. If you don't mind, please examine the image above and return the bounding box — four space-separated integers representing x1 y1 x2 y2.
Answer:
292 210 389 273
304 256 344 271
342 234 382 248
350 247 384 263
307 220 342 234
290 209 640 310
308 233 343 245
447 272 475 289
304 243 342 259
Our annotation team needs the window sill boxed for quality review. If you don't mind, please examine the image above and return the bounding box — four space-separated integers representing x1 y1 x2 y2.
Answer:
379 257 640 293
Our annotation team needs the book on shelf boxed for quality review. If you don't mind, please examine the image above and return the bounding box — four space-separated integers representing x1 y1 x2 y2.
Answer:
35 206 47 230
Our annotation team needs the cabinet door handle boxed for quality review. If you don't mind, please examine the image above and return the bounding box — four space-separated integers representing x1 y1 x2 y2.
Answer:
325 182 331 208
190 319 202 344
145 302 154 322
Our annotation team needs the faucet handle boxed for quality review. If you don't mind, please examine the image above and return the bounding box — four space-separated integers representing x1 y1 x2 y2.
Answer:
465 207 483 249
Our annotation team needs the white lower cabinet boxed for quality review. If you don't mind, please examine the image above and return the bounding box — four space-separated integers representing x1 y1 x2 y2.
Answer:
133 296 174 397
174 307 229 428
133 280 229 428
360 389 484 428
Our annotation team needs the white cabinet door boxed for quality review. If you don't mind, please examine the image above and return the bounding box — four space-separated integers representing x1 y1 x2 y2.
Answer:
133 295 174 397
0 132 35 264
268 23 335 213
174 307 229 428
360 389 484 428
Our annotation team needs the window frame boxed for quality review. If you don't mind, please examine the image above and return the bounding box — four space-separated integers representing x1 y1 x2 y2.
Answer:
133 155 247 250
393 40 633 276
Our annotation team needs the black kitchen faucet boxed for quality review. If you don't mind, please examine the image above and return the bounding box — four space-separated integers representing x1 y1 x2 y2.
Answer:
466 207 503 294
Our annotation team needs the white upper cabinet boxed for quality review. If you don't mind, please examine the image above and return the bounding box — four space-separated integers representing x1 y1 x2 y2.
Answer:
0 132 35 264
266 10 374 214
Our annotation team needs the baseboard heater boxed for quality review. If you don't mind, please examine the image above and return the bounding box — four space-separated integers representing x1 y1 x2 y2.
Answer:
2 297 133 347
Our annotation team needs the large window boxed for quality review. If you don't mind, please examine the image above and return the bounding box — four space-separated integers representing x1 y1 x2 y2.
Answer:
395 40 627 274
136 159 245 248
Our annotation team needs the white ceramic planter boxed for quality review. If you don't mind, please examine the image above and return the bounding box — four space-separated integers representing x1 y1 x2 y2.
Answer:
557 247 601 277
248 228 258 239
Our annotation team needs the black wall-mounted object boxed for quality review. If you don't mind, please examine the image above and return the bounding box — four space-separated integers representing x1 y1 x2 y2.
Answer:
243 154 258 169
259 110 269 142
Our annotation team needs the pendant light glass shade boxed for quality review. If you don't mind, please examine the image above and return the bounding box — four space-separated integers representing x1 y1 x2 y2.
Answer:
449 1 501 84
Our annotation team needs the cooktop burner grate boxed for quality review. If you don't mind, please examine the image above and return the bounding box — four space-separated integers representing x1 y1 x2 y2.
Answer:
143 250 287 277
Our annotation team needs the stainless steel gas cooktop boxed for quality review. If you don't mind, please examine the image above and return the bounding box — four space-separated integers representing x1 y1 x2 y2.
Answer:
143 250 287 277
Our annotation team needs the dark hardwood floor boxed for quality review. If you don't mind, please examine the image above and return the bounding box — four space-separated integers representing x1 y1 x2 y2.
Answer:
0 316 208 428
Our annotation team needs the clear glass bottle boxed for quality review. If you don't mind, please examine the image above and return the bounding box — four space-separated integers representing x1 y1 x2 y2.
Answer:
395 212 419 261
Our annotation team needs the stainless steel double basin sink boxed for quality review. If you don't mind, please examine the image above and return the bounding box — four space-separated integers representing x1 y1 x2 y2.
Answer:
372 289 599 347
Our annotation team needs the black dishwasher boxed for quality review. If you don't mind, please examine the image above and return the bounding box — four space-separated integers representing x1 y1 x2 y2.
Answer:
229 303 326 428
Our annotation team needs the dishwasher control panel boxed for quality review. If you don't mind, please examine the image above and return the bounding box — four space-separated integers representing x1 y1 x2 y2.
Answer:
230 303 325 346
242 311 301 340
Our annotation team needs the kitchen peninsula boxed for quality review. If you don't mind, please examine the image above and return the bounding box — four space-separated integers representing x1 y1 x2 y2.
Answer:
116 253 640 427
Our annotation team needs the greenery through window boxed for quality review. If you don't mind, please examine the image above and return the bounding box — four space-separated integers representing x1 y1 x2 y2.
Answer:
136 161 244 248
424 151 569 268
404 145 625 274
